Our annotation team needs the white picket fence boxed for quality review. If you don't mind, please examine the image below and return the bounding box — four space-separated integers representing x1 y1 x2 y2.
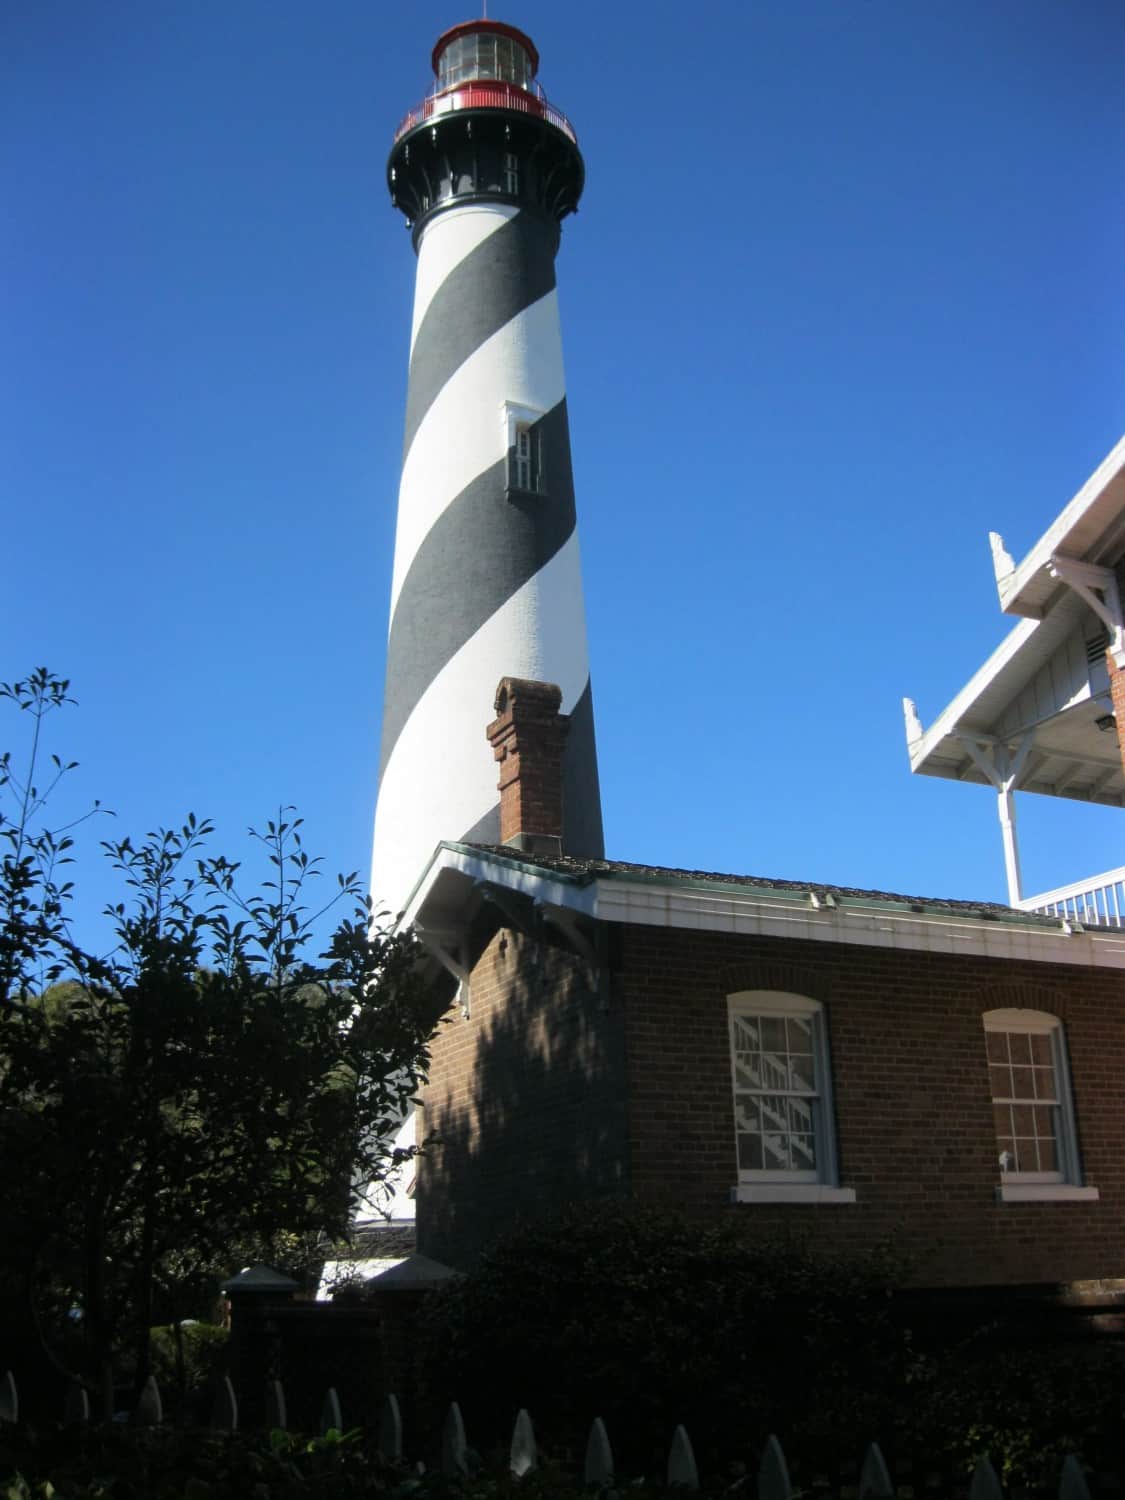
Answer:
0 1366 1100 1497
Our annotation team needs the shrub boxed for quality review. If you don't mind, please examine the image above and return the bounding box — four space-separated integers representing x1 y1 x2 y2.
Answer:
419 1200 909 1468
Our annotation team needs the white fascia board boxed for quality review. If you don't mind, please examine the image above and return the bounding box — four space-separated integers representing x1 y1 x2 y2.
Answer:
998 437 1125 618
405 846 1125 971
589 876 1125 968
907 616 1040 774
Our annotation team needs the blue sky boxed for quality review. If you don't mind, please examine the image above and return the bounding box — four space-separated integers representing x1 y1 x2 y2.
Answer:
4 1 1124 953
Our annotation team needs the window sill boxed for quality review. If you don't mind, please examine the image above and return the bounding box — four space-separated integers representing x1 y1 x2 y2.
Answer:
995 1184 1100 1203
732 1184 857 1205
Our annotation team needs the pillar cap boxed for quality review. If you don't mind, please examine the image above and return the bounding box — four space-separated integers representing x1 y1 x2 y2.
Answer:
220 1264 300 1296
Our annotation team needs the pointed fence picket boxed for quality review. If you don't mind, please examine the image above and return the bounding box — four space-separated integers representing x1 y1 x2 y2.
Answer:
379 1391 403 1461
0 1363 1109 1500
63 1380 90 1425
667 1423 699 1489
584 1415 614 1485
1059 1453 1093 1500
320 1386 343 1436
970 1455 1005 1500
441 1399 468 1476
133 1374 162 1426
510 1407 537 1477
265 1377 287 1431
858 1441 894 1500
759 1433 793 1500
210 1373 238 1432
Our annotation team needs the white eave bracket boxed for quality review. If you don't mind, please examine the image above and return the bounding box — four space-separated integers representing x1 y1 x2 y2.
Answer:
535 899 606 1007
415 926 471 1018
1047 555 1125 667
474 878 537 939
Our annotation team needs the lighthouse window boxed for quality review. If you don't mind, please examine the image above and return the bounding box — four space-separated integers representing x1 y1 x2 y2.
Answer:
503 402 545 495
437 32 533 91
513 425 537 492
503 152 520 196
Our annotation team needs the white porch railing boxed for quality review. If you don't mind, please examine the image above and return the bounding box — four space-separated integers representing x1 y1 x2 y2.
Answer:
1019 865 1125 927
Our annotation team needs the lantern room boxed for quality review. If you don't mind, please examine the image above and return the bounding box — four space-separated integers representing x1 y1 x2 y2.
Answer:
432 21 540 94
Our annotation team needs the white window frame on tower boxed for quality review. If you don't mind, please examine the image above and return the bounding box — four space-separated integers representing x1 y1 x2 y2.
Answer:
501 401 544 496
727 992 855 1205
503 150 520 196
983 1008 1097 1203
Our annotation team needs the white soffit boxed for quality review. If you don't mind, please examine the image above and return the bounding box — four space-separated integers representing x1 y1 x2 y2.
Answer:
997 436 1125 619
908 593 1088 768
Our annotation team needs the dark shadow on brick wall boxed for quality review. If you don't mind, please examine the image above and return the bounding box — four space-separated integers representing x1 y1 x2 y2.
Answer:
418 919 629 1267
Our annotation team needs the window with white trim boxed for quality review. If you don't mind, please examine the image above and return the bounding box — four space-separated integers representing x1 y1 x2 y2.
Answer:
983 1009 1091 1200
502 401 544 495
727 992 853 1203
503 151 520 196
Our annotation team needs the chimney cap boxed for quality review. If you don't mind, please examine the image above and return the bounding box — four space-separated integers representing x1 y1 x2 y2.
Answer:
493 677 563 716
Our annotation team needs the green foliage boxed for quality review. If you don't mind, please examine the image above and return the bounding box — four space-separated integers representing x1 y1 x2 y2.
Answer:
901 1335 1125 1485
0 669 102 1003
149 1324 230 1409
0 671 435 1402
421 1200 909 1467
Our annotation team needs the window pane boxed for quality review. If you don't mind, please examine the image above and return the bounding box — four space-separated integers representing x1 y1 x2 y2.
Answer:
762 1133 789 1170
786 1015 813 1050
989 1063 1011 1099
1009 1031 1033 1065
1032 1066 1056 1102
758 1095 788 1132
789 1053 815 1093
1011 1103 1034 1138
1038 1133 1058 1173
791 1134 816 1172
733 1016 760 1050
1029 1032 1052 1066
787 1097 814 1134
738 1133 763 1171
760 1051 787 1090
735 1057 762 1090
1011 1066 1034 1100
986 1030 1009 1064
760 1017 786 1052
735 1098 761 1133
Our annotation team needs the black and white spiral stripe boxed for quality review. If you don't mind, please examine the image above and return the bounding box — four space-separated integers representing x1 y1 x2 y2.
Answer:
372 202 603 917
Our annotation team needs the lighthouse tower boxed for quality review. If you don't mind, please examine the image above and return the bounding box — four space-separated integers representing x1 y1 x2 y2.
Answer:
372 19 604 917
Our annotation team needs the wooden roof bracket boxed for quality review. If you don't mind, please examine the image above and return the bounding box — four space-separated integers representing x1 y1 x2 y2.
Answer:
1048 555 1125 667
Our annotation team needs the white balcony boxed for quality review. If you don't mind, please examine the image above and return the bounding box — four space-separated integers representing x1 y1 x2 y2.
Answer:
1018 865 1125 928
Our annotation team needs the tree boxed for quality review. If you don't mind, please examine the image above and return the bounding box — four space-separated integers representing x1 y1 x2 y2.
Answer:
0 668 98 1003
0 673 434 1411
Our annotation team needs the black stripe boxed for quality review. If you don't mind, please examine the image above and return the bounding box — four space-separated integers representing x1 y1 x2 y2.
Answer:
461 803 501 846
562 677 604 859
379 398 577 783
403 210 557 459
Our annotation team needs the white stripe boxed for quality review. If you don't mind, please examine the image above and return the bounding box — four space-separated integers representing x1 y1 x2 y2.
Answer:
373 531 591 919
409 202 519 354
390 290 566 618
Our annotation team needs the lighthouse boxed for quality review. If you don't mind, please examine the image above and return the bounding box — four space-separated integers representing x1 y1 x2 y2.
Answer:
372 19 604 918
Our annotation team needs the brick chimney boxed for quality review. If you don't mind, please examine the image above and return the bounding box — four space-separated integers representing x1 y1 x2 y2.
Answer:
486 678 570 854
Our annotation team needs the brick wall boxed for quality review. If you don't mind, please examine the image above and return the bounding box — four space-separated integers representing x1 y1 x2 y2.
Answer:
417 916 1125 1287
417 922 629 1266
619 924 1125 1287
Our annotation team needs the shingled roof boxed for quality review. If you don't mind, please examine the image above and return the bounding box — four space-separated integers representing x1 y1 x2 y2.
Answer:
459 843 1046 923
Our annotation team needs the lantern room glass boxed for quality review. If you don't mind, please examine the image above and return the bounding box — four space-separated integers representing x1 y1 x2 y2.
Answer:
437 32 533 92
